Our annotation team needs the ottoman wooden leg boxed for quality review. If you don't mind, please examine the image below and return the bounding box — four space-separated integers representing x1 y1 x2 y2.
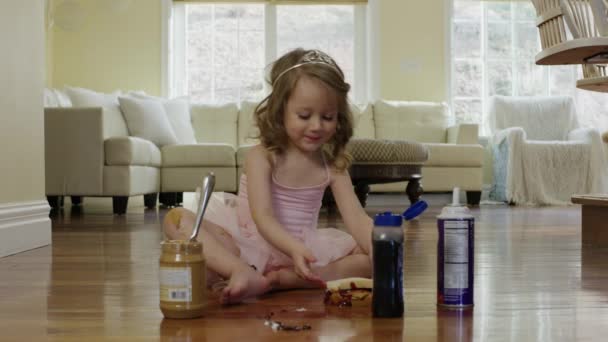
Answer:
406 177 423 204
354 182 370 208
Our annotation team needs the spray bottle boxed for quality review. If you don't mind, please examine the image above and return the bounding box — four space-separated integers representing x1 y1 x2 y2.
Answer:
437 187 474 309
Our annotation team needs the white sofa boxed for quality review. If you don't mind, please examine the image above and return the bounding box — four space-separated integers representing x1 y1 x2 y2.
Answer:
44 95 484 214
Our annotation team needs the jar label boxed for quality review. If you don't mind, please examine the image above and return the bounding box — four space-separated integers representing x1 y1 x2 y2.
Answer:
160 266 192 302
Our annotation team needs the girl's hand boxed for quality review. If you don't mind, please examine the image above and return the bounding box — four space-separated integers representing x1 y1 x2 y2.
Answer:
290 247 325 286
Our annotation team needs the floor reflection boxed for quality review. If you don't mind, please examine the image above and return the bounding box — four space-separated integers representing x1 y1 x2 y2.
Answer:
436 309 473 342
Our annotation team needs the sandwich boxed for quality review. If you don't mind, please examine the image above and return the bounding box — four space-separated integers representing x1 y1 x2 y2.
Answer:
324 277 373 307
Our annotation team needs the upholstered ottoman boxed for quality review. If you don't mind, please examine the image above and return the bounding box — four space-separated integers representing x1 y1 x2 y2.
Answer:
344 139 429 207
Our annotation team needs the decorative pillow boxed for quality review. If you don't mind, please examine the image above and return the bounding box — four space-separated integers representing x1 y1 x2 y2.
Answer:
44 88 73 107
54 89 72 107
44 88 59 107
130 93 197 145
118 96 179 147
64 86 129 138
350 103 375 139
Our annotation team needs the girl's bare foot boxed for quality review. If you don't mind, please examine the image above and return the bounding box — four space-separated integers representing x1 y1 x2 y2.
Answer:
265 268 326 291
163 208 195 240
220 266 275 305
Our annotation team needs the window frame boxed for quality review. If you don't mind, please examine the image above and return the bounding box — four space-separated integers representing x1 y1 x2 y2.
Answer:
448 0 580 135
164 1 368 104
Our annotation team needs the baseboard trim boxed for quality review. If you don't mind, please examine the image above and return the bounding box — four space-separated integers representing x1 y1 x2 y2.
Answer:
0 200 51 258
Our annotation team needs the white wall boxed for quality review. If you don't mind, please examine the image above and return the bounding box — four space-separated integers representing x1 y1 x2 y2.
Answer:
0 1 51 257
50 0 162 95
47 0 447 102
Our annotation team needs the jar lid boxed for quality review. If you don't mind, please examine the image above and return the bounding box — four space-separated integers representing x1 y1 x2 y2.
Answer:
374 212 403 226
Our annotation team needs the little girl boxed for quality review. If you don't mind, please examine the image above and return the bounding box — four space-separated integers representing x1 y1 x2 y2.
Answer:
163 48 373 305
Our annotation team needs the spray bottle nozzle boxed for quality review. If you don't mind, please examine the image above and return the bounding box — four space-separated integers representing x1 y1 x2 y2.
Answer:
451 187 461 207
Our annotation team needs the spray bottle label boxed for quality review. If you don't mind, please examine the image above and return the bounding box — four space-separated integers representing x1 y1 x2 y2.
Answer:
437 218 474 307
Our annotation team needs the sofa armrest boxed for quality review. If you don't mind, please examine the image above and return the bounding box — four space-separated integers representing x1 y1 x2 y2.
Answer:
105 136 161 167
44 107 104 195
447 124 478 144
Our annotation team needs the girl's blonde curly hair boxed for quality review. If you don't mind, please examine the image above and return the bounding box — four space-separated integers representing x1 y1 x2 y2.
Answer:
253 48 354 171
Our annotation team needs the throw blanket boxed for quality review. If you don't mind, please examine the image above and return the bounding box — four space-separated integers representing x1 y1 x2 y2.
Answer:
490 127 607 205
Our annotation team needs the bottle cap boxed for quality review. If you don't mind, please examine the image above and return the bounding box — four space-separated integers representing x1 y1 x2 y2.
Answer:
373 212 403 226
402 200 428 221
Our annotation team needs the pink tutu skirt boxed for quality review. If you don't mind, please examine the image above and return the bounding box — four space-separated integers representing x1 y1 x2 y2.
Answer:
198 192 357 274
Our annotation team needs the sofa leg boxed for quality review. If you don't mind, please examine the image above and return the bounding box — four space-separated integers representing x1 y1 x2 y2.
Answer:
466 191 481 206
112 196 129 215
159 192 177 207
47 196 63 209
71 196 82 206
406 176 423 204
144 193 158 209
354 182 370 208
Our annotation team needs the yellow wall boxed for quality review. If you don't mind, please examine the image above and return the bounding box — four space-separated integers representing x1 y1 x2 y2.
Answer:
377 0 446 102
0 1 46 203
48 0 447 102
50 0 161 95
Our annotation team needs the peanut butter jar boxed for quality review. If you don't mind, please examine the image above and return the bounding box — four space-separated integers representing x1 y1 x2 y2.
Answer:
159 240 206 319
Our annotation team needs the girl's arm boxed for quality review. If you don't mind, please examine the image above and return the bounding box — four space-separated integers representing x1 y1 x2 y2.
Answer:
329 167 373 255
245 145 322 282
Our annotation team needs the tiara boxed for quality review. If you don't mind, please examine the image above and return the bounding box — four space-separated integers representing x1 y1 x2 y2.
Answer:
273 50 341 86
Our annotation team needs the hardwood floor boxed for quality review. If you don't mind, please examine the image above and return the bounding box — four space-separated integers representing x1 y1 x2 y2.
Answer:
1 194 608 341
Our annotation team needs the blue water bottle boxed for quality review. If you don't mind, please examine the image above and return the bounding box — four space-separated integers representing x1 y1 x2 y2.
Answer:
371 202 427 318
372 212 404 318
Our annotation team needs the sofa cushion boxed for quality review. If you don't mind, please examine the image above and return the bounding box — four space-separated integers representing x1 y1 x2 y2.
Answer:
374 100 449 143
65 86 128 139
162 144 236 167
236 145 255 167
351 103 375 139
191 103 238 146
118 96 179 147
238 101 260 146
105 136 162 167
424 143 483 167
130 93 197 145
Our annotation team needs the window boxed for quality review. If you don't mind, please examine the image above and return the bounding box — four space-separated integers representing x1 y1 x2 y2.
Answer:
170 2 366 104
451 0 608 135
